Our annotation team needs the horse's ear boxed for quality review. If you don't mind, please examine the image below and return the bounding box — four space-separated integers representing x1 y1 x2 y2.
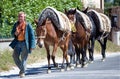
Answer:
77 6 80 10
74 8 76 14
64 8 67 14
34 19 38 25
82 7 89 13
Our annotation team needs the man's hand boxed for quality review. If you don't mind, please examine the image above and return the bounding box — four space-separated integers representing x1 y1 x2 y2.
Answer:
30 48 35 51
15 31 19 36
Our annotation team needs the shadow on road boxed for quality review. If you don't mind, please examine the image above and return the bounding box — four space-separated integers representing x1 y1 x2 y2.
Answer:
0 64 62 78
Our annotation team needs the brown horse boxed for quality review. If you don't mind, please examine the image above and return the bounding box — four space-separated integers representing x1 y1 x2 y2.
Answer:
65 8 91 67
35 7 71 73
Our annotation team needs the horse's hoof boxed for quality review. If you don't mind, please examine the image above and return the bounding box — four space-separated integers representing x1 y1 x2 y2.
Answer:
70 64 75 69
101 58 105 62
73 64 76 67
89 60 93 64
55 63 59 68
70 66 74 70
47 69 51 74
66 67 70 71
60 69 65 72
76 64 81 68
82 62 88 68
82 64 88 68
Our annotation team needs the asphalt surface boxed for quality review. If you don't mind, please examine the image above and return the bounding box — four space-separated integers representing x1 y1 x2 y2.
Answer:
0 53 120 79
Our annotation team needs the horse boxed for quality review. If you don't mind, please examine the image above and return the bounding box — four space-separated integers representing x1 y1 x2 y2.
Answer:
82 7 111 62
83 8 111 62
65 8 91 67
35 7 71 73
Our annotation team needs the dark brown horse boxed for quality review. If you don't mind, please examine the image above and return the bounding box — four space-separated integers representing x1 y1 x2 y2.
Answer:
35 7 71 73
65 8 91 67
82 8 111 62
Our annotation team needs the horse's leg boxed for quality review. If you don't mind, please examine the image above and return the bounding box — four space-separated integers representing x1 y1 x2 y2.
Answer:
75 45 81 67
44 43 51 73
67 39 75 67
51 44 58 68
70 55 72 64
81 39 89 68
72 44 76 66
81 46 88 68
88 37 95 63
60 46 65 69
70 49 75 69
98 37 108 61
60 45 70 70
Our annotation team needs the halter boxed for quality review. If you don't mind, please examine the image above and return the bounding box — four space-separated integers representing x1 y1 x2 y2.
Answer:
36 26 47 39
37 36 46 39
36 18 51 39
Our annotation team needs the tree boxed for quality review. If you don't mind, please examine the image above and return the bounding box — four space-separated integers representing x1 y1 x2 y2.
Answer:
104 0 120 15
0 0 83 38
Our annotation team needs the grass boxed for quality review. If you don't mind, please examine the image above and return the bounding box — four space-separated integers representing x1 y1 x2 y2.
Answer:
0 40 120 72
0 46 63 72
94 40 120 53
0 49 14 71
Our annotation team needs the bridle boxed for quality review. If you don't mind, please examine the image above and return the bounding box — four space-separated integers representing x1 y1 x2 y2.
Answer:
36 18 51 39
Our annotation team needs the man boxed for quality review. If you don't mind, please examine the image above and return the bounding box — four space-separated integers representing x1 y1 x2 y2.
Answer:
9 12 36 78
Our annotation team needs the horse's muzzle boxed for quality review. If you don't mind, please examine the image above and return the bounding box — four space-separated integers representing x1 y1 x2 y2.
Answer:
37 40 44 48
38 44 44 48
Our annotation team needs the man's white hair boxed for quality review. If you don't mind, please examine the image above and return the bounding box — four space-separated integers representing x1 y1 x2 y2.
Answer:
18 11 26 17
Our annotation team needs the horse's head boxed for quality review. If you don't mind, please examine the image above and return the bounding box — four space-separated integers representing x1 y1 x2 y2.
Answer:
35 19 47 48
65 8 76 22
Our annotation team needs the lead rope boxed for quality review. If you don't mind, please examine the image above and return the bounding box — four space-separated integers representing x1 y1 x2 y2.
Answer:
99 31 109 41
58 31 70 44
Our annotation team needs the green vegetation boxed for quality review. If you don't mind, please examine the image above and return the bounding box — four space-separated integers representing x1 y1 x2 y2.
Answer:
0 0 83 38
0 49 14 71
104 0 120 15
0 40 120 71
95 40 120 53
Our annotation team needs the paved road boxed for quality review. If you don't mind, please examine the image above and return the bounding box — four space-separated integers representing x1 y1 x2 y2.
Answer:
0 53 120 79
0 42 12 50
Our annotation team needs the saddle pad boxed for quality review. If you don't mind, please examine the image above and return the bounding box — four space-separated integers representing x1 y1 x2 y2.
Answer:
87 9 104 32
58 11 71 31
76 10 92 31
99 13 111 32
46 7 71 31
39 7 71 31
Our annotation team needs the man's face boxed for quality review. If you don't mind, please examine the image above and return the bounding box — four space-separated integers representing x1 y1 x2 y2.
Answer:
18 14 25 23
